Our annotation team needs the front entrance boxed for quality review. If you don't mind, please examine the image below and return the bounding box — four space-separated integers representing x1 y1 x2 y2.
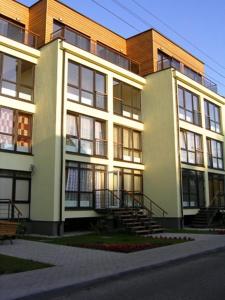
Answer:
208 173 225 207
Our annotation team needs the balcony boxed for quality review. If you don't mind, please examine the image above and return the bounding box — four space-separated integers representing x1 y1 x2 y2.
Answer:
0 17 39 48
51 27 140 75
157 58 218 93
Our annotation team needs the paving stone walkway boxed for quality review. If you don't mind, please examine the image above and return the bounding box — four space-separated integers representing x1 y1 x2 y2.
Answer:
0 233 225 300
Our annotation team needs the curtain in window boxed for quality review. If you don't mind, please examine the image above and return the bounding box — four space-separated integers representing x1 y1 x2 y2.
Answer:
0 107 14 150
95 121 104 156
65 167 78 207
80 116 93 155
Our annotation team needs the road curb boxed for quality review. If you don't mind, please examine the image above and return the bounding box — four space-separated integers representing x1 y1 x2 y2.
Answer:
18 245 225 300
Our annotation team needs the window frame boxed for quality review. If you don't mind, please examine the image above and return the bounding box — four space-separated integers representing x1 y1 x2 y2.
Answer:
207 138 224 170
113 79 142 121
66 112 107 158
65 161 107 210
180 129 204 166
114 125 142 163
0 106 32 154
182 168 205 209
67 60 107 111
0 52 35 103
204 99 222 134
178 86 201 126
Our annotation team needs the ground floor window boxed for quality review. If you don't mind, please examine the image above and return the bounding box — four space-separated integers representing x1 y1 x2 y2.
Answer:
65 161 106 209
113 167 143 207
182 169 205 208
208 173 225 206
0 169 31 218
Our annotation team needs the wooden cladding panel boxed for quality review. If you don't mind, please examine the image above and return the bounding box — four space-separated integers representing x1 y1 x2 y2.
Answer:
45 0 127 53
152 30 204 75
29 0 47 47
127 31 154 76
0 0 29 29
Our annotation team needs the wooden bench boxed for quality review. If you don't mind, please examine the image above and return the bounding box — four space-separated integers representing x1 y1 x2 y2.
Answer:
0 221 18 244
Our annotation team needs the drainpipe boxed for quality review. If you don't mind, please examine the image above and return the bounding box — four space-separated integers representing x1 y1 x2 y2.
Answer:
58 46 66 235
173 70 184 228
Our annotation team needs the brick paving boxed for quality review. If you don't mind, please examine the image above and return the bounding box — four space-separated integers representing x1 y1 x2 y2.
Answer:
0 233 225 300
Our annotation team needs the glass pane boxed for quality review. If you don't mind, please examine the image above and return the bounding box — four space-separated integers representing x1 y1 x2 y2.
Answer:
186 111 193 123
80 140 93 155
80 116 93 139
185 91 192 111
133 131 141 149
20 60 34 88
67 86 79 102
96 94 106 110
123 128 131 148
179 108 185 120
17 138 30 153
95 73 105 93
81 67 93 92
178 87 184 107
80 169 93 191
80 193 93 207
66 114 77 136
124 173 132 191
0 108 13 134
123 148 132 161
113 80 121 99
81 91 93 106
18 86 32 101
1 80 16 97
0 177 12 200
65 192 78 208
2 55 17 82
15 180 29 201
65 168 78 191
66 137 78 152
68 62 79 86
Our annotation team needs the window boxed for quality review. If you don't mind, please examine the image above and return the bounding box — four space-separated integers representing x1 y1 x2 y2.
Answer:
180 129 203 165
204 100 221 133
66 113 106 157
182 169 205 208
157 50 180 71
65 161 106 209
183 66 202 84
0 107 32 153
113 79 141 120
207 138 223 169
178 86 201 126
114 126 142 163
0 169 30 221
208 173 225 206
0 53 34 101
67 61 107 110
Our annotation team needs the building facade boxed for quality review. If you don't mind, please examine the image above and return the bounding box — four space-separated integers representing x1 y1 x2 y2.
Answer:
0 0 224 234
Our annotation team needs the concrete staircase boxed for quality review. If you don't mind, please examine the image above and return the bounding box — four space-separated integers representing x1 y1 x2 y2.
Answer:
192 207 219 228
113 208 164 235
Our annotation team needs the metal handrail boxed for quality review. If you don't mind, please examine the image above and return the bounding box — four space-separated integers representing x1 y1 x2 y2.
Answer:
157 58 218 93
0 199 23 220
124 191 168 218
51 27 140 74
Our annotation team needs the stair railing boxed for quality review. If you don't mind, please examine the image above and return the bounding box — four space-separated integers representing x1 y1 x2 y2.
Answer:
94 189 122 210
0 199 23 221
207 192 225 227
123 191 168 219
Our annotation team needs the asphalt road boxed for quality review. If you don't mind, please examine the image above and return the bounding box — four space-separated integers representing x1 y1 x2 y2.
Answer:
28 249 225 300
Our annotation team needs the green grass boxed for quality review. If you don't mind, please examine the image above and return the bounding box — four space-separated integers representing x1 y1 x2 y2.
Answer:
21 232 190 252
0 254 53 275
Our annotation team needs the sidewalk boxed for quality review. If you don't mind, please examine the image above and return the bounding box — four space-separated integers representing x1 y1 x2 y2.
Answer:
0 233 225 300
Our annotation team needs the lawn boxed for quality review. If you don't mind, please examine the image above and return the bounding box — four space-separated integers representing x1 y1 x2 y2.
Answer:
21 232 192 253
0 254 53 275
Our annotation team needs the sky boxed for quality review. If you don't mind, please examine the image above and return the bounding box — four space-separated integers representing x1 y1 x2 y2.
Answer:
19 0 225 95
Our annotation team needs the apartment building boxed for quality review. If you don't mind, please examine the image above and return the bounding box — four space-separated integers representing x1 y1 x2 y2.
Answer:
0 0 224 234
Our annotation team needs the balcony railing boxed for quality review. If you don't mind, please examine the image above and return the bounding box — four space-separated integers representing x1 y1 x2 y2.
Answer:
51 27 140 75
157 58 218 93
0 17 39 48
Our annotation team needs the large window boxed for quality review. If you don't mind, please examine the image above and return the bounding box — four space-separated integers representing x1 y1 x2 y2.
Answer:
183 66 202 84
66 113 106 157
114 125 142 163
67 61 107 110
65 161 106 209
182 169 205 208
208 173 225 206
157 50 180 71
0 53 34 101
204 100 221 133
180 129 203 165
207 138 223 169
0 169 31 218
0 107 32 153
178 86 201 126
113 79 141 121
